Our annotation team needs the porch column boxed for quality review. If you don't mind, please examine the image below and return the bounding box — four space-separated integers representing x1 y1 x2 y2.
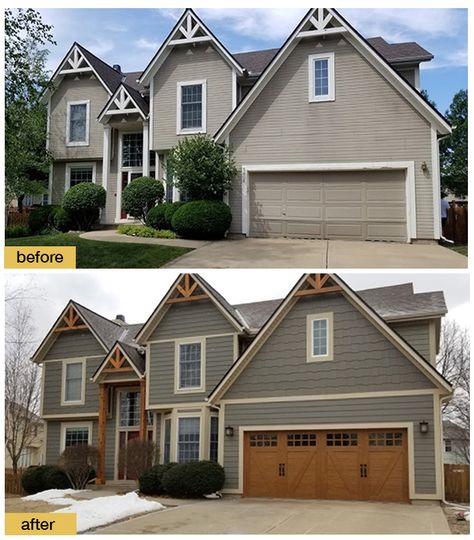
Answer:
139 379 147 441
97 383 108 485
102 125 111 192
142 120 150 177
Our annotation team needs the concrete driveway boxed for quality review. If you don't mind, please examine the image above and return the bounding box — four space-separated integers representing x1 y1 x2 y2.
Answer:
93 497 450 534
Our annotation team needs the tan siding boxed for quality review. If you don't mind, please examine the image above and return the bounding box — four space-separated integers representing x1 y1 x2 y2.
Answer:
152 44 233 150
229 36 434 238
49 76 108 160
51 161 102 205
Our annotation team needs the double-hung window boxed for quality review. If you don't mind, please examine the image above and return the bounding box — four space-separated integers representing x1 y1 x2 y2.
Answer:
308 53 335 102
122 133 143 168
65 163 96 191
163 417 172 464
177 417 200 463
62 360 85 404
307 313 333 362
60 422 92 452
209 416 219 462
177 340 204 392
67 101 90 146
177 80 207 134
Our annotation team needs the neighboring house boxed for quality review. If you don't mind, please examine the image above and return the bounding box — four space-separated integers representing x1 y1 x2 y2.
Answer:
32 273 452 502
443 420 469 464
5 403 45 471
41 8 450 243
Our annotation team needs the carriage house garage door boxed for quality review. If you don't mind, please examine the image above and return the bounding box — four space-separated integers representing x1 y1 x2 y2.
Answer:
243 429 409 502
249 170 408 242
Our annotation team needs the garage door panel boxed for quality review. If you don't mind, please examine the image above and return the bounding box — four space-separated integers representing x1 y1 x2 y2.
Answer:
324 187 363 203
367 206 405 220
286 187 322 203
366 188 405 203
286 205 322 219
250 220 284 236
325 207 364 220
252 203 284 219
325 223 364 239
367 224 407 241
286 221 322 237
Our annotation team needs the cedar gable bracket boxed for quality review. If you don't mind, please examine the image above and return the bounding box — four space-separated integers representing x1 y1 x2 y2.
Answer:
166 273 209 305
294 273 342 297
101 346 135 374
53 305 88 333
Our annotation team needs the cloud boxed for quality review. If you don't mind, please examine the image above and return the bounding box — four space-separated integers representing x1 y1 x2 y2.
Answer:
105 23 127 32
135 37 160 50
423 49 468 70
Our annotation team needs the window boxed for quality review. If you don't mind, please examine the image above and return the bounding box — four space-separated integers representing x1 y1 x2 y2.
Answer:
307 313 333 362
249 433 277 447
287 433 317 447
19 448 32 468
122 133 143 168
65 163 96 191
177 80 207 134
60 422 92 452
163 417 171 464
67 101 90 145
177 340 204 392
178 417 200 463
308 53 335 102
119 391 140 427
62 360 84 404
326 432 358 447
209 416 219 462
444 439 452 453
369 432 403 447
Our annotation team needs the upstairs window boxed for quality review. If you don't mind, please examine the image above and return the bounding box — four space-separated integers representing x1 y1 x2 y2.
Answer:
307 313 333 362
67 101 90 146
177 80 207 134
122 133 143 168
119 391 140 427
177 341 204 392
309 53 335 102
62 360 85 404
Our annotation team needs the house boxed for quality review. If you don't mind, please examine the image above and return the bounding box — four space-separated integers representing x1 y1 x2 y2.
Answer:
443 420 469 464
41 8 450 243
32 273 453 502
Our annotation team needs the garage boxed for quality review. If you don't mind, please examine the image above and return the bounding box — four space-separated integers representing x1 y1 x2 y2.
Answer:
243 429 409 502
249 170 407 242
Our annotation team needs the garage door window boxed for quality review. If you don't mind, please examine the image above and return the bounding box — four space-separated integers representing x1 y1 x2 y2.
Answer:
326 432 358 446
249 433 277 447
287 433 317 447
369 432 403 446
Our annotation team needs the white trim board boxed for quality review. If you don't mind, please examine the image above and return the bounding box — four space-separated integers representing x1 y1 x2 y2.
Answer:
59 421 93 453
241 161 417 242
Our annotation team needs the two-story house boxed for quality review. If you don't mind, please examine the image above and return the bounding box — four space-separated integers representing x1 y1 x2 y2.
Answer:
42 8 450 243
32 273 452 502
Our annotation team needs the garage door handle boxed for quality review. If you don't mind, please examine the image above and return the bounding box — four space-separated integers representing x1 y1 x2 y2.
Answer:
279 463 286 477
360 464 368 478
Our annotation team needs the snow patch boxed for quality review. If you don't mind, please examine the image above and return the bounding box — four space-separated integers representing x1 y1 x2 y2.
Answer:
23 489 87 503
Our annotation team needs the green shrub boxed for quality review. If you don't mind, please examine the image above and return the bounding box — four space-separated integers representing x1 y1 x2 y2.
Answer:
21 465 71 495
117 224 176 239
139 463 177 495
62 183 106 231
5 224 30 238
122 177 164 223
167 135 236 200
145 205 168 230
161 461 225 498
51 207 73 233
171 201 232 240
28 205 57 235
164 201 185 229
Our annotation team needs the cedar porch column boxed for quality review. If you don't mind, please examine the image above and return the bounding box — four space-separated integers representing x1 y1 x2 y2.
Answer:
139 379 147 441
97 383 108 485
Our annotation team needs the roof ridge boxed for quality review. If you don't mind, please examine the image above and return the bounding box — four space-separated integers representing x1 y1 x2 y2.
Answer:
71 300 122 328
75 42 123 76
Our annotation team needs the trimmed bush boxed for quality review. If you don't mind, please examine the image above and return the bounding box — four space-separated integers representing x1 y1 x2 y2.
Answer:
21 465 71 495
139 463 178 495
117 224 176 239
51 206 73 233
28 205 57 235
161 461 225 498
145 205 168 230
62 183 106 231
164 201 185 229
171 201 232 240
5 224 30 238
60 444 99 490
122 177 164 223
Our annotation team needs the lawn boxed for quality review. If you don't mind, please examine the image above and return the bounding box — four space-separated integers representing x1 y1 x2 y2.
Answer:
5 233 191 268
447 244 468 257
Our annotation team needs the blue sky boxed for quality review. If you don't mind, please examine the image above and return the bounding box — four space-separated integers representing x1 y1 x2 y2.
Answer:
38 8 467 113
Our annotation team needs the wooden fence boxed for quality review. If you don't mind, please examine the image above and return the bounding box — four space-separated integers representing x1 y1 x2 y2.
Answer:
444 464 470 503
7 210 30 227
5 472 25 495
443 201 468 245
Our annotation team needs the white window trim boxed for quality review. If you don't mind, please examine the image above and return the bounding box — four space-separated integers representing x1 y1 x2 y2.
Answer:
176 414 202 463
65 162 97 192
174 337 206 394
66 100 90 146
61 358 86 406
308 52 335 103
176 80 207 135
306 312 334 362
60 421 93 453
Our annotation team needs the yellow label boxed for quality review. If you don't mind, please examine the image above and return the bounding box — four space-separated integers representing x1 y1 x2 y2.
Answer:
4 247 76 269
5 513 76 535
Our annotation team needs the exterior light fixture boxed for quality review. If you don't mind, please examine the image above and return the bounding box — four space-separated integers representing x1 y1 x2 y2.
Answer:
225 426 234 437
419 421 429 434
421 161 429 172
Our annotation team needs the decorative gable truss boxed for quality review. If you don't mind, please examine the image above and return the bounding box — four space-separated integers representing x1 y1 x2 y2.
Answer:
297 8 347 38
98 84 147 122
59 46 93 75
170 11 212 46
54 305 88 333
166 273 209 305
295 273 342 297
92 343 143 383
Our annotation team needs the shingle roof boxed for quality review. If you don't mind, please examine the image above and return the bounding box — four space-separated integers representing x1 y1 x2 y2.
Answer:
123 71 145 93
76 43 124 94
233 299 282 330
122 82 149 116
366 37 434 64
233 48 280 76
117 340 145 374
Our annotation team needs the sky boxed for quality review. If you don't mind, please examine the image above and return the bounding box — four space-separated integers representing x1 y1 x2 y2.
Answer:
5 271 470 349
36 8 468 114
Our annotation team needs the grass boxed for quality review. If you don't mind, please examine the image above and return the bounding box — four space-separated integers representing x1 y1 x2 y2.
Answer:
447 244 468 257
5 233 191 268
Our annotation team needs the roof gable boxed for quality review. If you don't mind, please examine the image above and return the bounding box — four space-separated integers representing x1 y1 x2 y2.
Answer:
139 8 243 85
98 83 148 122
92 341 144 382
215 7 450 141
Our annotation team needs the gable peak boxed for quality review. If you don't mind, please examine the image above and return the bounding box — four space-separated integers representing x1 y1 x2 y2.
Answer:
54 303 88 333
298 8 347 38
294 273 342 298
166 273 209 305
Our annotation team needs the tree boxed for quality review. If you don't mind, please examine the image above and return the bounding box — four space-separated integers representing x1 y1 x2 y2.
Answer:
440 90 468 197
122 177 164 223
60 445 99 489
167 135 237 200
5 9 55 213
5 293 41 475
437 319 470 463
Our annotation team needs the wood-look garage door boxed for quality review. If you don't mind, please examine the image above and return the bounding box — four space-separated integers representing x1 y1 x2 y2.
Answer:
249 170 407 242
243 429 408 502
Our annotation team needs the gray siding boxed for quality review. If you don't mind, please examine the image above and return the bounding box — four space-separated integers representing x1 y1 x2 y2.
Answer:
224 294 435 400
44 330 104 361
148 301 235 342
42 357 102 415
223 394 436 494
390 320 432 362
45 420 98 466
229 36 435 239
49 76 109 160
152 44 233 150
149 334 235 405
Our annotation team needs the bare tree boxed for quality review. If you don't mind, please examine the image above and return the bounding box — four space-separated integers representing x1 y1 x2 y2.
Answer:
437 319 470 463
5 296 41 475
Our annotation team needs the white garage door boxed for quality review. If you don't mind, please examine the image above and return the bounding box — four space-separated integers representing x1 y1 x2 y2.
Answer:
249 170 407 242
